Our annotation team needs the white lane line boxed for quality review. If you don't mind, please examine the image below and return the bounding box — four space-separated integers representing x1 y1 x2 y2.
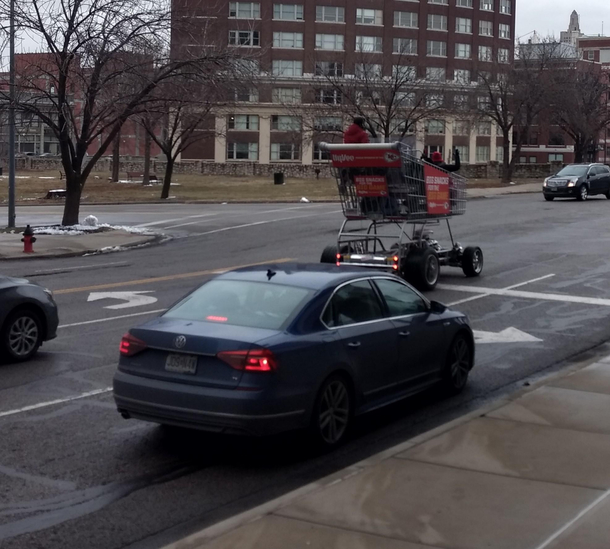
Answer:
447 274 556 307
58 308 167 329
137 212 227 228
188 210 342 238
33 261 129 274
533 489 610 549
441 282 610 307
0 388 113 419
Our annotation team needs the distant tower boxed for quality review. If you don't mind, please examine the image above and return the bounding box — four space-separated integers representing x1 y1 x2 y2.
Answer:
560 11 584 46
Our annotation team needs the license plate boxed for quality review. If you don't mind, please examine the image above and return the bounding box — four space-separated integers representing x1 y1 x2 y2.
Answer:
165 353 197 374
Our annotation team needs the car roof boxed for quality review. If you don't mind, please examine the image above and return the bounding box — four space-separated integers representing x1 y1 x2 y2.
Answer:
564 163 606 167
217 263 394 290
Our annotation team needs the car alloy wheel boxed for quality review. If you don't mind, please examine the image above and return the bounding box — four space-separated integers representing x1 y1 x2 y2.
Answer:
442 335 472 395
578 185 588 201
317 377 351 446
8 314 40 359
424 253 440 286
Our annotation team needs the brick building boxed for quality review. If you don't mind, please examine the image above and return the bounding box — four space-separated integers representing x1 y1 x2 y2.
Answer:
172 0 516 165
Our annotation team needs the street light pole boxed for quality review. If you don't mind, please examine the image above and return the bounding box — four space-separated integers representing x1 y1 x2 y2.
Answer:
7 0 16 228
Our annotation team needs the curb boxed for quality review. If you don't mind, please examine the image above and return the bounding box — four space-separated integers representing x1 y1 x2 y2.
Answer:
162 343 608 549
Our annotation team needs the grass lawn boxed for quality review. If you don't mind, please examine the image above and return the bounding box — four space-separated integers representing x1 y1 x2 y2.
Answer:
0 170 540 205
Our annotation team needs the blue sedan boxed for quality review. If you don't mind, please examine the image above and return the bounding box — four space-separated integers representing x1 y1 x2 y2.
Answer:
113 264 474 448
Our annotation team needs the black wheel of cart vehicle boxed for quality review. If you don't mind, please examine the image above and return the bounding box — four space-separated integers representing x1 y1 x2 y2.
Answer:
403 248 440 291
321 245 338 264
462 246 483 277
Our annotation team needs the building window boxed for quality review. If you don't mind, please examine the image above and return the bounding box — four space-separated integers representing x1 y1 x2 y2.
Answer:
273 4 304 20
233 59 259 74
476 145 490 163
456 0 473 6
272 60 303 76
229 2 260 19
393 38 418 55
426 67 446 81
454 68 471 83
426 94 444 107
356 35 383 53
499 23 511 39
271 143 300 161
426 119 445 134
454 94 469 109
479 45 493 62
500 0 511 14
477 95 492 110
529 156 537 163
316 89 342 104
271 115 301 131
229 30 260 47
228 142 259 160
315 61 343 77
314 117 343 131
456 17 472 33
428 0 448 4
497 48 510 63
455 43 471 59
316 6 345 23
496 146 504 163
479 20 493 36
272 88 302 103
396 91 416 107
394 11 418 28
519 156 526 163
234 88 259 102
273 32 303 48
455 145 470 163
314 144 331 161
428 14 448 31
453 120 470 135
549 153 564 162
393 65 417 79
315 33 345 50
427 40 447 57
228 114 259 130
355 63 383 78
356 8 383 25
477 121 492 135
587 50 595 60
480 0 494 11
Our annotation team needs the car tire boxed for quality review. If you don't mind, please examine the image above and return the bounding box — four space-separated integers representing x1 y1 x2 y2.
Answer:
544 195 554 201
441 333 473 396
310 374 353 449
462 246 484 278
404 248 440 291
576 185 588 201
1 309 43 362
320 245 338 264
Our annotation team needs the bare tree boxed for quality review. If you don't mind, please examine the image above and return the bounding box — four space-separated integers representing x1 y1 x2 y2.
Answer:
0 0 244 225
477 39 575 184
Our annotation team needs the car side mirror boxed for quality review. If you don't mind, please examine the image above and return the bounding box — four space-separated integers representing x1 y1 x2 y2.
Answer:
429 300 447 314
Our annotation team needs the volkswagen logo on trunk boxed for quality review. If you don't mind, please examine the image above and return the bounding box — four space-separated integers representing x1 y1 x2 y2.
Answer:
173 335 187 349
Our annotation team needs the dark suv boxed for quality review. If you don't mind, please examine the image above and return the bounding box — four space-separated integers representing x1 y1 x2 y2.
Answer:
543 163 610 201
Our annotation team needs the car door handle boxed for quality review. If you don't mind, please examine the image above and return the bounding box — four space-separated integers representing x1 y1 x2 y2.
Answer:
399 331 411 338
347 341 361 348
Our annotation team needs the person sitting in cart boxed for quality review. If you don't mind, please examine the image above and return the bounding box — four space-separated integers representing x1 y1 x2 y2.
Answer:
422 149 461 172
344 117 370 144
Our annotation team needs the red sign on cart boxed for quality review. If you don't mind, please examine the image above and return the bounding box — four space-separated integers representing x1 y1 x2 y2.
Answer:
353 175 388 197
330 148 402 168
424 165 451 215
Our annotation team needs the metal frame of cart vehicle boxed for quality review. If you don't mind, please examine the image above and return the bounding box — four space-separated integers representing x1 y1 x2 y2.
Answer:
319 142 483 291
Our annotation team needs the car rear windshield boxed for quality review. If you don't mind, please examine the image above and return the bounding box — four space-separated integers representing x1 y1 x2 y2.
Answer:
163 279 312 330
556 166 588 177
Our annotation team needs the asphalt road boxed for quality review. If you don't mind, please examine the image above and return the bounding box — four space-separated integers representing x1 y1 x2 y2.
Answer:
2 195 610 549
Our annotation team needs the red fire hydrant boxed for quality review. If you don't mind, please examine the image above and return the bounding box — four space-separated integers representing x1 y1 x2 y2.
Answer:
22 225 36 254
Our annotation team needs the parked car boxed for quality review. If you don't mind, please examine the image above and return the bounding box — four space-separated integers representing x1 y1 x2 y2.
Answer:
0 276 59 362
113 264 474 447
543 163 610 201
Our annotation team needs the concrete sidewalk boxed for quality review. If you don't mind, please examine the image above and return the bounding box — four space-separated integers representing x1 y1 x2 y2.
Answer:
166 354 610 549
0 230 158 259
468 182 540 199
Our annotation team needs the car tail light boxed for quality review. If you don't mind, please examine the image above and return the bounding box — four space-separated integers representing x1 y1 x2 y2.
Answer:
217 348 277 372
120 333 147 356
336 253 342 267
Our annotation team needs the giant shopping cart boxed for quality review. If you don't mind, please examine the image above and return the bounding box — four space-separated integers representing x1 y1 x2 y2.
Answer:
319 141 483 291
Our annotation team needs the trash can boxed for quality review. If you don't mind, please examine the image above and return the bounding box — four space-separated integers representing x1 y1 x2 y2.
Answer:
274 172 284 185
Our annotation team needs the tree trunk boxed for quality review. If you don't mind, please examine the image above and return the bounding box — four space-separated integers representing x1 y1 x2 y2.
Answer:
62 174 83 226
143 131 151 185
574 139 584 163
501 137 512 185
111 132 121 182
161 158 174 199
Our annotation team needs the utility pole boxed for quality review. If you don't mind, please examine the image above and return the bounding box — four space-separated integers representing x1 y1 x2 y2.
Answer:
7 0 16 227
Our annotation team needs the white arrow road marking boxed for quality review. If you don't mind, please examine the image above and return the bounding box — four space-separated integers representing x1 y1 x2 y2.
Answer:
474 327 543 344
87 291 158 310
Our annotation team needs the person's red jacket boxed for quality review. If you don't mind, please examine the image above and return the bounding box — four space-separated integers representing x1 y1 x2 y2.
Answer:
343 123 369 144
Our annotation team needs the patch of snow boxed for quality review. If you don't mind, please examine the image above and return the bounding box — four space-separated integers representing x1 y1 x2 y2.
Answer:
509 182 516 185
33 222 157 236
82 215 98 227
48 189 65 193
300 197 310 203
22 198 37 201
117 180 140 184
34 227 85 235
38 176 56 179
170 183 181 186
